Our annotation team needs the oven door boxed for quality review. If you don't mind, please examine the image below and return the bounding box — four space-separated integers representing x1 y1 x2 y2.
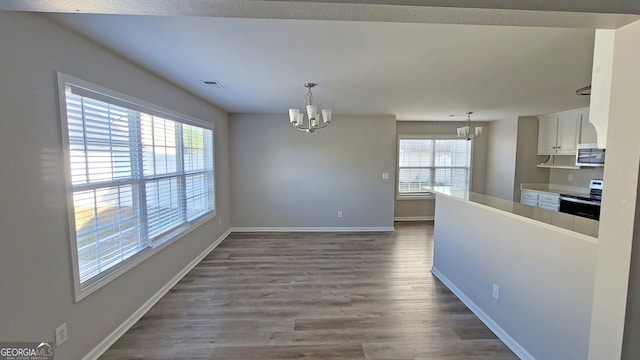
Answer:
559 197 601 220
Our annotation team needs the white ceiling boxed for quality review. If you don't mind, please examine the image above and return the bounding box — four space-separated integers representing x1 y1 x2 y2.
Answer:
5 1 639 121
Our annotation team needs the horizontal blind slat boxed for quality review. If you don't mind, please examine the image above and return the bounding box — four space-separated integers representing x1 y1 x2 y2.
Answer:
64 81 215 287
398 138 470 194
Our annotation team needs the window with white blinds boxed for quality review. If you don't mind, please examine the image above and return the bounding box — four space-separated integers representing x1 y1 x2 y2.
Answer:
60 75 215 296
398 137 471 197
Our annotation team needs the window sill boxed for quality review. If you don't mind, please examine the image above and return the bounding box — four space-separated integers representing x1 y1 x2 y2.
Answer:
396 194 437 200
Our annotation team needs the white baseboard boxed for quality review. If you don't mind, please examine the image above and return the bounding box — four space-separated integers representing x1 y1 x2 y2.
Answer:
82 228 232 360
431 267 535 360
230 226 395 232
394 216 434 221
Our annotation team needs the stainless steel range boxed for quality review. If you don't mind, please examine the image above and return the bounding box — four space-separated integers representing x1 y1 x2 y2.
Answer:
559 179 603 220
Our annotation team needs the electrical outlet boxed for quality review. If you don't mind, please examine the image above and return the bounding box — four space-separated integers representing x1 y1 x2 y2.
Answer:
218 217 222 226
337 210 343 218
382 172 389 180
568 174 574 182
492 284 500 300
55 323 68 347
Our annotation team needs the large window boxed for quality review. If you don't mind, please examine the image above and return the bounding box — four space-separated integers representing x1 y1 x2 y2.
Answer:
398 137 471 197
59 74 215 300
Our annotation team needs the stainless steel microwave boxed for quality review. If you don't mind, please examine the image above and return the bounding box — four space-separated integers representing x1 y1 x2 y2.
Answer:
576 143 605 167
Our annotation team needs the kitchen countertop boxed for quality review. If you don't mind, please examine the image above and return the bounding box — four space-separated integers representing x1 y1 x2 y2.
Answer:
434 190 599 238
520 183 589 194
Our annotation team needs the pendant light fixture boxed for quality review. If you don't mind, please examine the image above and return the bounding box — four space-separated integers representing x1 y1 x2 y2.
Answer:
456 111 483 141
289 83 332 133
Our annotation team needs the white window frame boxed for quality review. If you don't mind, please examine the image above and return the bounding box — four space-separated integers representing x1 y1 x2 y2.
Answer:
57 73 216 302
396 135 473 200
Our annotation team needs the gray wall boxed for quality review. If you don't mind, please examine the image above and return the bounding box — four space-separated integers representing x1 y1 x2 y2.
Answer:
433 194 597 360
394 121 488 219
549 167 604 188
394 199 436 219
0 12 231 360
513 116 550 201
485 119 518 200
230 114 396 229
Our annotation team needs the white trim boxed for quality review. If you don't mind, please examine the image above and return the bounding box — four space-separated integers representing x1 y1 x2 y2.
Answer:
58 72 213 129
398 134 461 140
430 267 535 360
81 228 231 360
396 194 437 200
394 216 434 221
57 72 84 302
230 226 395 232
395 135 473 201
57 72 218 302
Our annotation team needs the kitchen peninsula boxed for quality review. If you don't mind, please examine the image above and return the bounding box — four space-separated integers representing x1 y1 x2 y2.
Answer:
431 190 598 360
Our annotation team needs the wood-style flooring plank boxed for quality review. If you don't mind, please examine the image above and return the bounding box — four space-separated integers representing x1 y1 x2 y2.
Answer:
99 222 518 359
207 343 366 360
362 339 516 359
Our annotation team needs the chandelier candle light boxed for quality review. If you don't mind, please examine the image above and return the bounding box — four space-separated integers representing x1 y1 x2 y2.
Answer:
289 83 332 133
457 111 483 141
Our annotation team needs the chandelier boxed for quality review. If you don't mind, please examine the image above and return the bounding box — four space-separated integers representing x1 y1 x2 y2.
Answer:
456 111 483 141
289 83 332 133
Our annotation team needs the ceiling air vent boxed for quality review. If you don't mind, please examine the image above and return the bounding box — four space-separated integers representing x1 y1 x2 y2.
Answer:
203 80 224 88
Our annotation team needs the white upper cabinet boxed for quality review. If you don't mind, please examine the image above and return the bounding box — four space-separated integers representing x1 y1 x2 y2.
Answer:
538 115 559 155
556 111 581 155
537 109 581 155
579 110 598 144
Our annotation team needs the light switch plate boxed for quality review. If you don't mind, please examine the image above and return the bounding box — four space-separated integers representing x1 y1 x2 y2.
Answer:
492 284 500 300
382 172 389 180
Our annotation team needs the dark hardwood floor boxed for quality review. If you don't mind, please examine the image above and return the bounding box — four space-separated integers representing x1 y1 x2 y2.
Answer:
100 221 518 359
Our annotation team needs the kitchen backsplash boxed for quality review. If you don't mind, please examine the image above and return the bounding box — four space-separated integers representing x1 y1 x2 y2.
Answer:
549 167 605 188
